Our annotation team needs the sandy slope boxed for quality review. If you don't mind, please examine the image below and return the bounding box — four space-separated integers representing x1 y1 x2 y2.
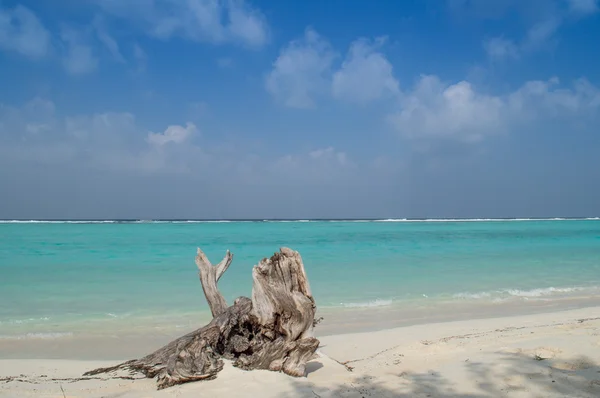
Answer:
2 307 600 397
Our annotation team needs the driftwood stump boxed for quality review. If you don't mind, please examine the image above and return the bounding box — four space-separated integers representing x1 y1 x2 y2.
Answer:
84 247 319 389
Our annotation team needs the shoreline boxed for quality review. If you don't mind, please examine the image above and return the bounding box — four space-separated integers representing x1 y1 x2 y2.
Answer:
2 295 600 360
317 294 600 335
2 305 600 397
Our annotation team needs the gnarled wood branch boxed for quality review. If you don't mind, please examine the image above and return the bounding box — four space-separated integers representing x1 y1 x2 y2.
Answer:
85 247 319 390
195 249 232 317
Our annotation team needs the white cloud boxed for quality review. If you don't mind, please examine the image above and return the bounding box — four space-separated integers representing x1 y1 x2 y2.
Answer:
151 0 223 41
483 37 519 59
226 0 268 47
388 76 504 143
1 98 363 185
61 27 98 75
273 146 353 183
388 75 600 144
567 0 599 15
24 98 56 134
309 147 348 165
484 17 561 60
95 0 268 48
522 17 561 51
1 99 204 173
64 112 192 172
332 37 399 103
0 5 50 58
481 1 598 60
66 112 137 142
265 28 336 108
147 122 197 145
24 97 56 118
508 77 600 118
0 97 56 140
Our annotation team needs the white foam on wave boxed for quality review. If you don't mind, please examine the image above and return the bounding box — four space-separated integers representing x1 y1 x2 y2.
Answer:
0 332 73 340
355 218 579 223
262 220 313 223
341 299 393 308
452 292 493 300
167 220 236 223
164 220 225 223
453 286 595 301
0 317 51 325
502 286 587 297
396 218 546 222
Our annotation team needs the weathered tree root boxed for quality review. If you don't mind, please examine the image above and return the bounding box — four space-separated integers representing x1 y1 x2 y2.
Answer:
84 247 319 390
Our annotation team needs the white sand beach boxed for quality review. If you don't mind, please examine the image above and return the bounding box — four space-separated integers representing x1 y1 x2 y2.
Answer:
2 306 600 398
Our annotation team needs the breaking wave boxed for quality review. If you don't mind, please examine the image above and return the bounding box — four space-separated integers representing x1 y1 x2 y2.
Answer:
340 299 393 308
452 286 595 301
0 332 73 340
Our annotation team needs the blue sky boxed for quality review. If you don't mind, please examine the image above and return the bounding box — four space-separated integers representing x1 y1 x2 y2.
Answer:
1 0 599 219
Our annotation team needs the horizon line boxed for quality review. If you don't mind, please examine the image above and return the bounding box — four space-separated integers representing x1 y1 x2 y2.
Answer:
1 217 599 222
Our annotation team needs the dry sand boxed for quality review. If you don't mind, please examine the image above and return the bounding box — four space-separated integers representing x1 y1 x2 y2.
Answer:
2 306 600 397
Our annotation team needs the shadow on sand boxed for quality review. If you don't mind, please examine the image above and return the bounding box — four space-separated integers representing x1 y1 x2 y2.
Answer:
284 350 600 397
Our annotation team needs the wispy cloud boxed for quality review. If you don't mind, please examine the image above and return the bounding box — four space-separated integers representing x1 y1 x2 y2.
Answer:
479 0 597 61
484 17 562 60
94 0 269 48
521 17 562 51
217 57 233 68
0 98 361 184
0 5 50 58
93 16 125 63
60 27 98 75
567 0 599 15
132 43 147 72
483 37 519 60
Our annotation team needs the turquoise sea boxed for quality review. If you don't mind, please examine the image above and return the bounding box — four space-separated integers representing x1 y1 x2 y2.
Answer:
1 219 600 343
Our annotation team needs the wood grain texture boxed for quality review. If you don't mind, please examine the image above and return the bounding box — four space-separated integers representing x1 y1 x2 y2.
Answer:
84 248 319 389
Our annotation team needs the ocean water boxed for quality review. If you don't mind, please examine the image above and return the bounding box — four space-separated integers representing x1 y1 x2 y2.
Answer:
1 219 600 342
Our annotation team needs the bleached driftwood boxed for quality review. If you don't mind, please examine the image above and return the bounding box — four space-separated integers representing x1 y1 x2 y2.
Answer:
84 247 319 389
195 249 232 317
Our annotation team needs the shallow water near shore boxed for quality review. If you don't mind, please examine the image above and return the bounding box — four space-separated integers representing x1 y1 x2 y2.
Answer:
2 296 600 360
1 219 599 356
